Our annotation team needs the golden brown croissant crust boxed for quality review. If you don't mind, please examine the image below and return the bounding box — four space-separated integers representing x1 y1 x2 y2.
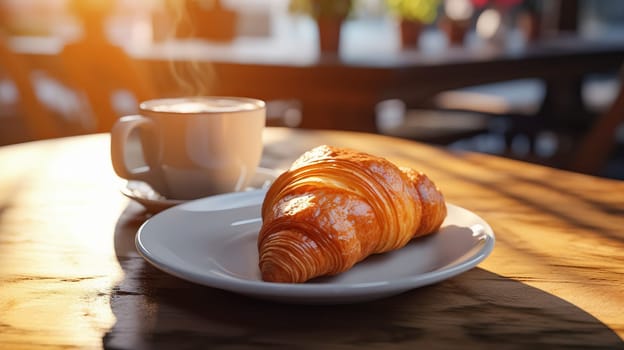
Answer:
258 145 446 283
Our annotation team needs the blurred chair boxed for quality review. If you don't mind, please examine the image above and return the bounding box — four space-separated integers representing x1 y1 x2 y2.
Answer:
59 0 157 133
0 32 64 142
568 64 624 175
433 79 546 117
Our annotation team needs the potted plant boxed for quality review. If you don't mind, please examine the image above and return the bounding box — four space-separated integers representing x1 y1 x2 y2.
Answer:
439 0 477 46
385 0 441 48
182 0 238 42
289 0 353 53
516 0 542 42
469 0 523 45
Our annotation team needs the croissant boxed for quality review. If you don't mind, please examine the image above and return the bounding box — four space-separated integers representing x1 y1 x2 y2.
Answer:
258 145 447 283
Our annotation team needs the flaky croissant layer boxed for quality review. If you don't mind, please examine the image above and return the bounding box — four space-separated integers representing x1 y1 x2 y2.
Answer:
258 145 446 283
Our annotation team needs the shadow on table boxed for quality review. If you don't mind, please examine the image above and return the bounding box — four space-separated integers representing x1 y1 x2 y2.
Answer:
104 204 624 350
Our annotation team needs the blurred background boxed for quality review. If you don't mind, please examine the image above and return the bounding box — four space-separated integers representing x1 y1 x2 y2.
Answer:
0 0 623 178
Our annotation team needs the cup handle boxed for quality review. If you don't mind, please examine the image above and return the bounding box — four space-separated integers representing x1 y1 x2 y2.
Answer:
110 115 168 195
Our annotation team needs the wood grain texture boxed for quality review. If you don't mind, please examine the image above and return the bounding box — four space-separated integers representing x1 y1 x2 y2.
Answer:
0 129 623 349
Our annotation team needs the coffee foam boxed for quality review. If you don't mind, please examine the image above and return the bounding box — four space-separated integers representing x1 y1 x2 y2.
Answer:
149 98 260 114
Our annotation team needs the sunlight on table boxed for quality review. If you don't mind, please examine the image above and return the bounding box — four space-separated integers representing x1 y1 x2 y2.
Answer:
0 136 127 347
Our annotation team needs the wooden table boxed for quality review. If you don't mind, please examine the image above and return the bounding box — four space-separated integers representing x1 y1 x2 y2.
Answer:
132 34 624 132
12 32 624 133
0 129 623 349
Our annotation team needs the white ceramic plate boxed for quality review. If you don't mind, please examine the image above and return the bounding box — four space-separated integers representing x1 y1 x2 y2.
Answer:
121 167 280 213
136 189 495 304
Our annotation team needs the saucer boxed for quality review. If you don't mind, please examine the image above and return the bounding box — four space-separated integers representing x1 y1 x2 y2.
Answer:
121 167 281 213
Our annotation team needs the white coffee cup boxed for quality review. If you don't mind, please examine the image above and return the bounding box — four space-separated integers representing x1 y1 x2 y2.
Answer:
111 96 266 200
